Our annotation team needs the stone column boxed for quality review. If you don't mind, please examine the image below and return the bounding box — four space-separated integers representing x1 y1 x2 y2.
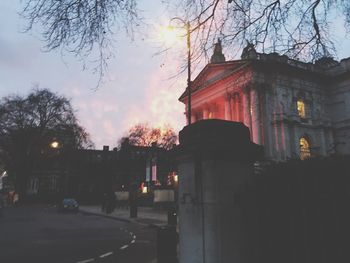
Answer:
326 129 335 154
250 88 262 145
261 89 272 157
191 113 197 124
318 130 326 156
203 108 209 119
234 94 240 121
230 96 235 121
185 106 189 125
175 120 263 263
224 96 231 121
242 90 251 131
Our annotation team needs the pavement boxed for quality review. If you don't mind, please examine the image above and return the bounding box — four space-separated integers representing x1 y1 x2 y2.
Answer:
79 205 169 227
79 205 179 263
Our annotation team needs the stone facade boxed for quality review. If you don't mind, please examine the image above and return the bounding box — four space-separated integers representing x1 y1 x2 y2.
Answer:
179 43 350 161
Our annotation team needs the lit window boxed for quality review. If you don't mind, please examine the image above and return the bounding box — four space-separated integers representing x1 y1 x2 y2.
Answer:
142 186 148 194
208 112 213 119
300 137 311 160
297 99 306 119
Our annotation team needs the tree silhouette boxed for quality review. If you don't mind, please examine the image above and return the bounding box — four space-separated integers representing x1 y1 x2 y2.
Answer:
21 0 350 75
171 0 350 63
118 123 177 150
0 88 93 197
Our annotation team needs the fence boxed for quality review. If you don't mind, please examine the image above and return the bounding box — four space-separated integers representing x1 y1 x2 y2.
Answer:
237 155 350 263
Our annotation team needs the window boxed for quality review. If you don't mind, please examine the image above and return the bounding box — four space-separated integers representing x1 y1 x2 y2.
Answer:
297 99 306 119
300 137 311 160
49 175 58 193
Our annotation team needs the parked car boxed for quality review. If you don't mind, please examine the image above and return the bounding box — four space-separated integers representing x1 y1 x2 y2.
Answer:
59 198 79 212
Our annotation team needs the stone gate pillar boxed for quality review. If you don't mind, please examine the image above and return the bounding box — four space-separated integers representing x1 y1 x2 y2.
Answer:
175 119 263 263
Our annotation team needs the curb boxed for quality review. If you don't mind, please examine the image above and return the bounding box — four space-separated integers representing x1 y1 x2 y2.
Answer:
79 209 167 228
80 210 178 263
80 210 132 223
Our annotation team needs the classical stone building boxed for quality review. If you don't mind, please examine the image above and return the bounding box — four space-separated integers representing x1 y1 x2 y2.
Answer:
179 41 350 161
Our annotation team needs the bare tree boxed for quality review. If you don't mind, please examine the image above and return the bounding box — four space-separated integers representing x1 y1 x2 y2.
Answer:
118 123 177 150
21 0 350 81
0 88 93 196
168 0 350 63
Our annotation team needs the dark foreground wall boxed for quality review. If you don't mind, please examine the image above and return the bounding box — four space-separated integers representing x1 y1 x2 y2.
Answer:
240 155 350 263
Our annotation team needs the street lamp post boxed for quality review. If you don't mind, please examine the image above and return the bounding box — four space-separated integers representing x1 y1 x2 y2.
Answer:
168 18 192 125
186 21 192 125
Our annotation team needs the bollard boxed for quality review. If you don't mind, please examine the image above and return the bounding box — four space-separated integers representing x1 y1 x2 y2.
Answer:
129 184 138 218
157 225 177 263
167 206 177 226
130 202 137 218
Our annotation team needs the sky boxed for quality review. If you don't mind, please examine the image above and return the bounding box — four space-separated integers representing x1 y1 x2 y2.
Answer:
1 1 350 150
0 1 188 149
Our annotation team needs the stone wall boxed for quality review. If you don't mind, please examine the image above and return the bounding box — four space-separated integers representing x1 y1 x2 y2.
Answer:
247 156 350 263
328 75 350 154
255 69 334 160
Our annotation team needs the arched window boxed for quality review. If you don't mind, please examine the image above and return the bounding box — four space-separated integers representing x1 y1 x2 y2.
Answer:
300 137 311 160
297 98 306 119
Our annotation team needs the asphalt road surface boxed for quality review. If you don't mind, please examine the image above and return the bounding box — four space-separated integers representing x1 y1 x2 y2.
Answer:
0 205 157 263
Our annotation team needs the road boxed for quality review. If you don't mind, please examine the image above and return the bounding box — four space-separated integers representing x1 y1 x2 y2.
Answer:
0 205 157 263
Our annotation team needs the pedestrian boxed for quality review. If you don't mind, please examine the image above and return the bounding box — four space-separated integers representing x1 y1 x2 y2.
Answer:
101 193 107 213
106 191 116 214
0 192 3 217
13 192 19 206
8 190 14 207
114 192 118 210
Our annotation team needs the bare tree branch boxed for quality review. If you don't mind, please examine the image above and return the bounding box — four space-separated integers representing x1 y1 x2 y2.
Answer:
21 0 350 84
167 0 348 67
21 0 141 87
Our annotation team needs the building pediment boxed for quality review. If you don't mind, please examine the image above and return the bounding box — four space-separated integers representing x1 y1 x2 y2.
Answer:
179 60 250 101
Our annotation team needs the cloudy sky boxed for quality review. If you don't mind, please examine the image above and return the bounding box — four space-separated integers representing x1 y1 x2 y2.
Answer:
0 1 188 149
1 1 350 149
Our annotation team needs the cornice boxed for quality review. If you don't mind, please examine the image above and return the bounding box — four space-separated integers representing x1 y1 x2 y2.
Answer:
179 56 350 101
251 59 330 84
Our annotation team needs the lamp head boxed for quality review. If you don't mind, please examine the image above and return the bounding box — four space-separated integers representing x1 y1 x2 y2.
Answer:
50 141 59 149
